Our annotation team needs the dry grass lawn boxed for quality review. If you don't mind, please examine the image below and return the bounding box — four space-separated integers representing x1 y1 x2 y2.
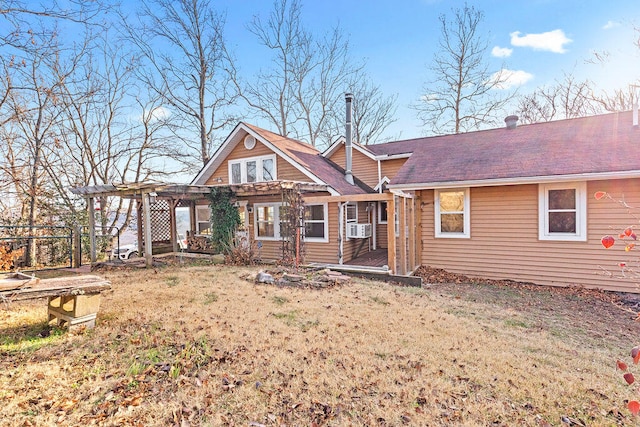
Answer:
2 261 640 426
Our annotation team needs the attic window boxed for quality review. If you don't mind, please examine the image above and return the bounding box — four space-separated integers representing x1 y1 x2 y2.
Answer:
244 135 256 150
228 154 276 184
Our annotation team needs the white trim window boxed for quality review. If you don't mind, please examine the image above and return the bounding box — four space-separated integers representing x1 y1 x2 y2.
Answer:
253 202 291 240
378 201 388 224
254 203 278 240
538 182 587 241
304 203 328 242
435 188 470 238
228 154 276 184
196 205 211 235
345 202 357 240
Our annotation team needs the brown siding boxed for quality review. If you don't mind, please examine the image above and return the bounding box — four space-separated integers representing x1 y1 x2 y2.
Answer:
419 179 640 292
380 158 407 180
329 145 379 188
238 199 375 265
303 202 340 264
204 139 310 185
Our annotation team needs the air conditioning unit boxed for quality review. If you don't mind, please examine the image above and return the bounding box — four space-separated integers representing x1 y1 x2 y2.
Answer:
347 223 372 239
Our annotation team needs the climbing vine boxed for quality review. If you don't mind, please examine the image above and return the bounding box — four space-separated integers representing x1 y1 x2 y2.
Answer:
207 187 241 253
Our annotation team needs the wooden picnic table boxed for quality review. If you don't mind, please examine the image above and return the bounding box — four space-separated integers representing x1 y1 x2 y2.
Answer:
1 273 111 331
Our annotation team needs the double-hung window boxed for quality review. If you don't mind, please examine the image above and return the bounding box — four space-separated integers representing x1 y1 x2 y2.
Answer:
378 201 388 224
538 182 587 241
254 203 289 240
229 154 276 184
304 204 328 242
255 204 276 239
345 202 357 240
196 205 211 235
435 188 470 238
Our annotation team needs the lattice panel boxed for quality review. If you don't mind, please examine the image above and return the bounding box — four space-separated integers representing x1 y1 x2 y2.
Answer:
140 199 171 243
151 199 170 242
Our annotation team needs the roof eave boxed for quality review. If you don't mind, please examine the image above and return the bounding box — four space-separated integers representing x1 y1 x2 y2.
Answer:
387 170 640 190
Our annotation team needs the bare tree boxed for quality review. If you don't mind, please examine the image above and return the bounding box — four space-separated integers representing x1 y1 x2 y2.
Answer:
242 0 393 148
414 4 514 134
2 32 73 264
347 77 398 145
123 0 237 167
1 1 104 52
593 86 638 112
517 73 604 124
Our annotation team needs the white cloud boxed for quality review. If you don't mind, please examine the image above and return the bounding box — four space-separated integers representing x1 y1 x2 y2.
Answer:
510 29 572 53
419 94 439 103
492 46 513 58
147 106 171 122
490 69 534 90
602 20 621 30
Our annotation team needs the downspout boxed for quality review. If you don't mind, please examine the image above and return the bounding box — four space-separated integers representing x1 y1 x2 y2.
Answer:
377 159 382 193
345 93 354 185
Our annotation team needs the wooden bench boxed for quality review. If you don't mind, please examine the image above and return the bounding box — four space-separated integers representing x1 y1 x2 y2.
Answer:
0 273 111 331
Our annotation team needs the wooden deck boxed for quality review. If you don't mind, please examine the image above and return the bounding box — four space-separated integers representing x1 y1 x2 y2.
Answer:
345 248 388 268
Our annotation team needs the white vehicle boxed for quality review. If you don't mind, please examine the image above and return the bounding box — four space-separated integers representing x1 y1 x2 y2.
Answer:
111 243 138 260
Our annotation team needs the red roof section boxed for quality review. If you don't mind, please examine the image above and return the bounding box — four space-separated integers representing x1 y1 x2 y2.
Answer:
390 111 640 187
245 123 372 195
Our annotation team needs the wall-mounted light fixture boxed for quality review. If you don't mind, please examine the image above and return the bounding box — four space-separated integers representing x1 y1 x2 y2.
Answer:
215 177 223 183
148 192 157 204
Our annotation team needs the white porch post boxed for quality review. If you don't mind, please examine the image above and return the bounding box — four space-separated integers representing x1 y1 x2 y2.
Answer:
88 197 96 263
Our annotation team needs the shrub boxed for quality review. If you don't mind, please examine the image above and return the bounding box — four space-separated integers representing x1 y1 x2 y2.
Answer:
0 244 24 271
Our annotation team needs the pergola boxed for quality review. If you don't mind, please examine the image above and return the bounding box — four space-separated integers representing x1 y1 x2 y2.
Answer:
71 181 328 267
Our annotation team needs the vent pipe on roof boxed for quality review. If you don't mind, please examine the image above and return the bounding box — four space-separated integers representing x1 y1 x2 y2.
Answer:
345 93 354 185
504 115 519 129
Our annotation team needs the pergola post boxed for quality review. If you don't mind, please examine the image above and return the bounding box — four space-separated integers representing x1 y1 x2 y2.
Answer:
88 197 97 263
408 197 416 273
141 192 153 267
170 199 179 252
386 196 396 274
398 196 407 275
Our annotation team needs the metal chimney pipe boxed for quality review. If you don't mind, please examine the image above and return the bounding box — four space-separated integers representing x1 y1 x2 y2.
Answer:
345 93 354 185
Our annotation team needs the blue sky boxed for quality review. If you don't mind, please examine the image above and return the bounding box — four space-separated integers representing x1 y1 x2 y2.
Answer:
219 0 640 140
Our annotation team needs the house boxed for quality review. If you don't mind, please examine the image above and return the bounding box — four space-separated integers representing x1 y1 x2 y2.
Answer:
73 100 640 293
382 110 640 293
190 106 640 292
190 94 418 272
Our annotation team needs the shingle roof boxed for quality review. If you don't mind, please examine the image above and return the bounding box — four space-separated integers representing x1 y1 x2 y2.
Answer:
245 123 371 195
389 111 640 187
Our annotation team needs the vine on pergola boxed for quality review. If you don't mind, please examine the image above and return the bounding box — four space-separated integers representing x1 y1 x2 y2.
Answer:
207 187 240 252
280 186 306 267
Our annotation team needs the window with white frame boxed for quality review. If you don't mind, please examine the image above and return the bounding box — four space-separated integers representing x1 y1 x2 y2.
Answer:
304 204 328 242
378 201 388 224
255 204 276 239
196 205 211 235
435 188 470 238
229 154 276 184
345 202 357 240
253 203 290 240
538 182 587 241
